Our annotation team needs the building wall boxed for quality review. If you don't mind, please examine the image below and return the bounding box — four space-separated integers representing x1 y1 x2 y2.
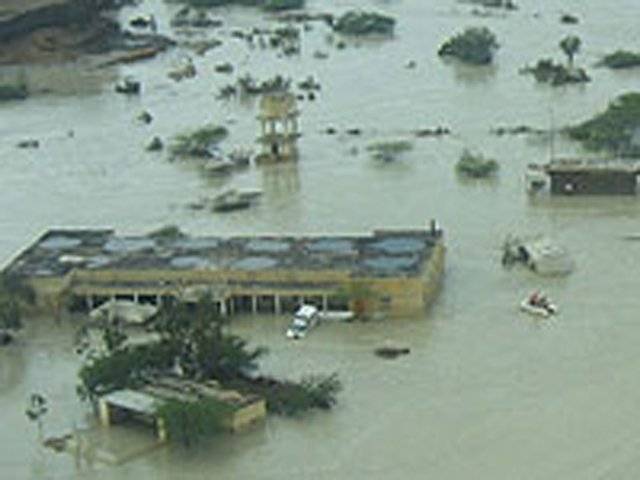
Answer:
223 399 267 432
550 171 637 195
28 238 446 318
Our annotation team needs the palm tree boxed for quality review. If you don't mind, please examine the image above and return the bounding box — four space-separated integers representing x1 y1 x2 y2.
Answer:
559 35 581 68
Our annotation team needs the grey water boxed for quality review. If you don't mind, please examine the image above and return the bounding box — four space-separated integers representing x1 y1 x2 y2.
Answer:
2 0 640 478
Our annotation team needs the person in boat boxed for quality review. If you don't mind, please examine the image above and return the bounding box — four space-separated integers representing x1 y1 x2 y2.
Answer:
529 290 541 306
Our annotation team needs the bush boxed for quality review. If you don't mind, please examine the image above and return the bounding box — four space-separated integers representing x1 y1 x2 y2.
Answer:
598 50 640 70
456 149 499 178
438 27 498 65
169 125 229 158
0 84 28 102
230 373 342 416
333 11 395 36
567 92 640 157
366 140 413 161
263 0 304 11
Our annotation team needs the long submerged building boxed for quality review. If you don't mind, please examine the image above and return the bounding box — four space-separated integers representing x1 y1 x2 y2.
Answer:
3 223 445 318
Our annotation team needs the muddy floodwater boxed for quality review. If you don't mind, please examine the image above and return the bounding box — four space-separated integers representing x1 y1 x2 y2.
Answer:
2 0 640 478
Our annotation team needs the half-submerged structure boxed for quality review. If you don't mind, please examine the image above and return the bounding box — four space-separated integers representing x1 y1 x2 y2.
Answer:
255 92 300 164
527 159 640 195
3 223 445 318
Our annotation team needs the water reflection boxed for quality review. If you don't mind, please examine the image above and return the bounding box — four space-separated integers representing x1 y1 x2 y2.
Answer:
0 342 26 396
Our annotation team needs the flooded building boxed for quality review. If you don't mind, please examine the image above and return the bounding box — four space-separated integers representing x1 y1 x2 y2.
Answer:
98 377 266 440
3 224 445 318
545 159 640 195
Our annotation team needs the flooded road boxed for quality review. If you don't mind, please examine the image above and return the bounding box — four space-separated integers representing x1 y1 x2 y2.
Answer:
2 0 640 478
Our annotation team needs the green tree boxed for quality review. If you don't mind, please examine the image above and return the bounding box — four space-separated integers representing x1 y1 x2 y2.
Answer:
0 273 36 332
438 27 499 65
156 398 232 447
559 35 581 67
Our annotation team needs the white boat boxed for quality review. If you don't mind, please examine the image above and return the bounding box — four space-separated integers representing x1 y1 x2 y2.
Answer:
519 297 557 318
318 310 354 322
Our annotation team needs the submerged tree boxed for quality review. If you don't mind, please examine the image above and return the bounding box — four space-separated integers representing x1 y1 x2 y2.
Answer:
438 27 499 65
559 35 581 67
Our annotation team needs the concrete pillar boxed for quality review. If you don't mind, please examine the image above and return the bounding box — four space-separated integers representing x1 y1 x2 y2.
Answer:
251 296 258 315
98 399 110 427
156 417 167 442
220 299 227 316
274 295 281 315
133 292 139 303
322 295 328 313
156 293 161 305
86 296 93 311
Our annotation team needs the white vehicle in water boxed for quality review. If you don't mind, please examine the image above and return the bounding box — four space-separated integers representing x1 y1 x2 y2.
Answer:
89 299 158 325
286 305 319 339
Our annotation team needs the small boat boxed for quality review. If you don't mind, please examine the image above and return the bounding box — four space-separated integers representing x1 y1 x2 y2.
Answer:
520 294 557 318
318 311 354 322
212 189 261 212
203 158 235 175
374 345 410 359
228 148 252 167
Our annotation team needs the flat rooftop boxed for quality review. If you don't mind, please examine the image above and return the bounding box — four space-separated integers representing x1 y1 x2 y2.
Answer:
546 158 640 174
5 226 443 279
0 0 69 22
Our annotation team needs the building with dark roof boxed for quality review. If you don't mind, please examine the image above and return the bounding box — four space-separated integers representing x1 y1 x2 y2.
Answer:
4 223 445 318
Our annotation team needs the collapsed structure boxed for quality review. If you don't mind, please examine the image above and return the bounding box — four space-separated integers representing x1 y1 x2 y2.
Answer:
3 223 445 318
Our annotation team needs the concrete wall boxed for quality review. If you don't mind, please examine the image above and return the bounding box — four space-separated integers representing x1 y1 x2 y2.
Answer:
223 399 267 432
550 171 637 195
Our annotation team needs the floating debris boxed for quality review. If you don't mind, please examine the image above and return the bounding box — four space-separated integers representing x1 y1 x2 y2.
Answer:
114 77 141 95
367 140 413 162
168 58 196 82
374 346 411 359
16 139 39 149
502 234 574 276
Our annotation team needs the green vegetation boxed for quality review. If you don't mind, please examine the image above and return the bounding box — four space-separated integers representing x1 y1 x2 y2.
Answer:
0 84 28 102
240 373 341 416
598 50 640 69
559 35 581 67
333 11 396 36
263 0 304 11
521 59 590 86
169 124 229 158
438 27 499 65
455 149 499 178
366 140 413 162
0 273 35 332
157 398 232 446
566 92 640 157
147 225 187 240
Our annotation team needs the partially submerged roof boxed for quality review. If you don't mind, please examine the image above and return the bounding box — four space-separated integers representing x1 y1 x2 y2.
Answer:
4 225 443 279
